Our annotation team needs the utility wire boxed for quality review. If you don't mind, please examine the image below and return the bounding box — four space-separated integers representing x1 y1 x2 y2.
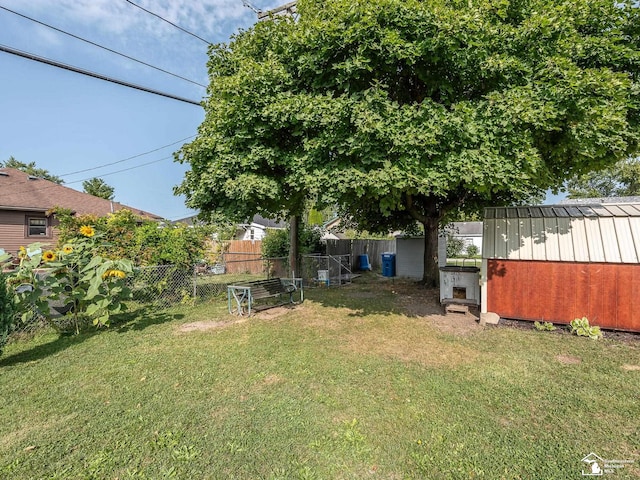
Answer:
0 44 202 106
0 156 176 201
0 135 196 198
125 0 214 45
0 5 207 88
58 135 196 177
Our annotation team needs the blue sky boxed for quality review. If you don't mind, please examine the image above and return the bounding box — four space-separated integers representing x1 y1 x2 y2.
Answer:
0 1 565 222
0 0 282 220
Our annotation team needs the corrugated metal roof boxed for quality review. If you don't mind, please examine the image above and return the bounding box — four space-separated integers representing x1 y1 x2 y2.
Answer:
483 203 640 263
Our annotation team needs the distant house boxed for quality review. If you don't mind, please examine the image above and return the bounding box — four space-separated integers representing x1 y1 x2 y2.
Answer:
445 221 483 254
173 213 287 241
0 167 163 255
236 214 286 240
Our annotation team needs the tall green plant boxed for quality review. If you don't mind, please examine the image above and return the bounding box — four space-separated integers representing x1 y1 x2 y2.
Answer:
0 272 15 356
44 225 133 332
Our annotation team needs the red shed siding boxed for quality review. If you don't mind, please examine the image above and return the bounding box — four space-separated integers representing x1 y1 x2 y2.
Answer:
487 259 640 332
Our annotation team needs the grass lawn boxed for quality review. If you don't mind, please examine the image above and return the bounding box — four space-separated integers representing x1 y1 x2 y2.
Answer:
1 275 638 479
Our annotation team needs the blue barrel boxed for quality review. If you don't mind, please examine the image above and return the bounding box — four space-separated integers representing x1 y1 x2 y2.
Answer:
381 252 396 277
358 254 371 271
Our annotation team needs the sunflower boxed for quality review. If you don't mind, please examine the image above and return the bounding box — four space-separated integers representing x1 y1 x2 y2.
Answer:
42 250 57 262
102 269 126 280
18 246 27 258
62 245 74 254
79 225 95 237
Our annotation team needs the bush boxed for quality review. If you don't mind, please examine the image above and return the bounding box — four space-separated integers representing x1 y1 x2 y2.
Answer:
446 235 466 258
570 317 602 340
261 224 324 258
466 244 479 258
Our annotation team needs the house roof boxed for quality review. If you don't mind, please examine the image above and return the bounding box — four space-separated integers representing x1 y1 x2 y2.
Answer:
485 202 640 219
446 221 483 236
483 202 640 263
0 167 163 220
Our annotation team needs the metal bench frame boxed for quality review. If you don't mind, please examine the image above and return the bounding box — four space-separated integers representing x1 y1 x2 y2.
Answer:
227 277 303 316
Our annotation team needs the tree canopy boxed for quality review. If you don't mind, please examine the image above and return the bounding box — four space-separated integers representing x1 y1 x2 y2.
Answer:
566 157 640 198
1 157 63 184
83 177 115 200
176 0 640 284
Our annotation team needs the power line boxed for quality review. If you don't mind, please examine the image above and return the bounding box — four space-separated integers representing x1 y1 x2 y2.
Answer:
0 5 207 88
0 134 197 198
0 155 176 201
125 0 213 45
59 135 196 177
0 44 202 106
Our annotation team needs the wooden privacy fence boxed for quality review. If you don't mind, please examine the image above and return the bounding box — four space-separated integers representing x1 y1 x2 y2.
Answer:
325 239 396 271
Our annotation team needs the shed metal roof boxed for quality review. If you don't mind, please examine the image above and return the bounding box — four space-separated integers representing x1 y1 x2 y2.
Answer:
483 203 640 263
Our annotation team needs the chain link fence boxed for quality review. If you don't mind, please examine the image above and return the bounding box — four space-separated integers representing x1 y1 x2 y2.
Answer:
6 257 291 338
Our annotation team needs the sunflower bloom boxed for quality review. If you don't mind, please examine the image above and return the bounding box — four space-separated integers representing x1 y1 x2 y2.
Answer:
102 269 126 280
79 225 95 237
62 245 74 254
42 250 57 262
18 246 27 258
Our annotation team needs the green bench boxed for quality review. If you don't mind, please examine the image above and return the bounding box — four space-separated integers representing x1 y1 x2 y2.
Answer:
227 278 303 316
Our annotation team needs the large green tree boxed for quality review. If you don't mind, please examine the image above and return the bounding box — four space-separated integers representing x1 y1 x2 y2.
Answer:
566 157 640 198
2 157 64 184
83 177 115 200
176 0 640 285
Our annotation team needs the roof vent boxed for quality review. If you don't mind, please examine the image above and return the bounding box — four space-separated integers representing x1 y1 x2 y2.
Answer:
0 171 8 176
28 175 39 180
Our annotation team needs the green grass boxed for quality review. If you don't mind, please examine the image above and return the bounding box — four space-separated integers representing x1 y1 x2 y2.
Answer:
1 278 639 479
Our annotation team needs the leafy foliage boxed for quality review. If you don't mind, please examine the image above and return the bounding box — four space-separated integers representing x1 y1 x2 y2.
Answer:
570 317 603 340
82 177 115 200
1 156 63 183
566 157 640 198
0 272 14 356
5 229 133 333
176 0 640 285
52 208 210 269
261 224 323 258
534 321 557 332
445 235 466 259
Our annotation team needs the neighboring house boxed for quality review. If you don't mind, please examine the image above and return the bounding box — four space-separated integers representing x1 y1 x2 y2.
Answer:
0 167 163 255
236 214 286 240
444 221 483 254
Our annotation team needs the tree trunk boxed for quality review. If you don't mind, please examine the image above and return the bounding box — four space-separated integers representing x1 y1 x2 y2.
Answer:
289 215 299 278
405 194 443 287
422 216 440 287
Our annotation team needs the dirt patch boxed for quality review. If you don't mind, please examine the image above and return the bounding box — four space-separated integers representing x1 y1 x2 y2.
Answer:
177 319 245 332
621 364 640 371
425 311 482 336
556 354 582 365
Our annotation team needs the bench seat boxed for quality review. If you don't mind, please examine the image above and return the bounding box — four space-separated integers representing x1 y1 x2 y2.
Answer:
227 278 303 316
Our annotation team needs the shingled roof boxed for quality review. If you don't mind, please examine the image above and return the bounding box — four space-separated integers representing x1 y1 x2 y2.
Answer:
0 167 163 220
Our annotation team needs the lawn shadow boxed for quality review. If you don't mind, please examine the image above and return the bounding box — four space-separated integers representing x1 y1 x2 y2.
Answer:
1 306 184 367
0 329 100 367
307 275 444 318
113 305 185 333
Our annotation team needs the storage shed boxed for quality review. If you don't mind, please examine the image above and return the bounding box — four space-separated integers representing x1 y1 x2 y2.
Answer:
480 202 640 332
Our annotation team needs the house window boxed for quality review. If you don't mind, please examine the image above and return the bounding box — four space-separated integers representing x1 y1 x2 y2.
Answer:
250 228 255 240
27 217 49 237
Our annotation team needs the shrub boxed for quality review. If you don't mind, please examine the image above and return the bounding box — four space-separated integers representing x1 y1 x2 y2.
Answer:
570 317 603 340
446 235 466 258
534 321 556 331
466 244 479 258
